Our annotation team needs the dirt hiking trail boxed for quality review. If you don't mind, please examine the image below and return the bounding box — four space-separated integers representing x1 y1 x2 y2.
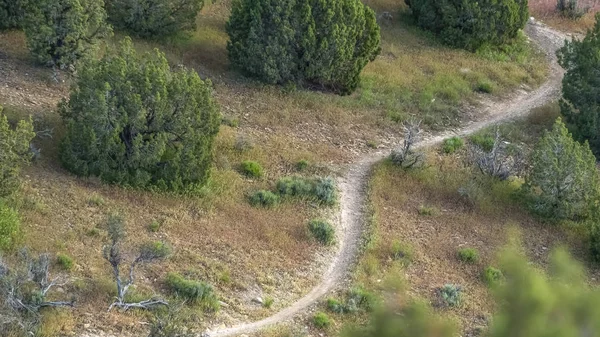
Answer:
203 20 569 337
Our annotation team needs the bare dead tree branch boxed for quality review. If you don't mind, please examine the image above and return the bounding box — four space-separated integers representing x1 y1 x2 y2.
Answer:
467 127 525 180
391 120 425 169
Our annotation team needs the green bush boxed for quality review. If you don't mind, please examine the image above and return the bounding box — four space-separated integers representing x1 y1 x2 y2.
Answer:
296 160 309 171
406 0 529 51
525 119 600 221
0 0 25 30
140 241 172 259
458 248 479 264
105 0 204 38
313 312 331 329
0 106 35 199
442 137 464 154
558 14 600 156
249 190 280 208
483 266 504 286
165 273 219 311
327 298 345 314
418 205 438 216
240 161 264 178
59 38 220 192
148 220 161 233
308 220 335 245
556 0 589 19
226 0 381 95
0 201 20 251
470 134 496 152
263 296 274 309
348 287 377 312
439 284 462 307
22 0 111 69
390 240 413 265
277 176 337 205
56 254 74 271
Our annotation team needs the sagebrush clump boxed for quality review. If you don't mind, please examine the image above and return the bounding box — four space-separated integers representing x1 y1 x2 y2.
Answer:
59 38 220 192
407 0 529 51
249 190 280 208
308 220 335 245
277 176 337 205
458 248 479 264
439 284 462 307
165 273 219 311
226 0 381 94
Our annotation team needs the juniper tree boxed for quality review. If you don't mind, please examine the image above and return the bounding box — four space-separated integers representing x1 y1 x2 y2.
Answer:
226 0 381 95
59 38 220 191
0 0 25 30
557 14 600 155
0 106 35 199
406 0 529 51
105 0 205 38
22 0 111 69
524 118 600 221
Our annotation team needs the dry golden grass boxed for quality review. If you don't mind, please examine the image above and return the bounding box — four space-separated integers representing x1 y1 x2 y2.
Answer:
530 0 599 33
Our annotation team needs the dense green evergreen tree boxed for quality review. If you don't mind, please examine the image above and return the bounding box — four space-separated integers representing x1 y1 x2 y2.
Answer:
105 0 205 38
0 0 25 30
226 0 381 95
524 118 600 221
22 0 111 68
406 0 529 51
0 106 35 199
59 38 220 191
557 14 600 155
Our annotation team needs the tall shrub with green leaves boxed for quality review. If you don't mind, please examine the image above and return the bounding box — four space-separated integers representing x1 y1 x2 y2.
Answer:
406 0 529 51
59 38 220 191
558 14 600 155
524 118 600 221
22 0 111 68
105 0 205 38
0 0 25 30
226 0 381 95
0 106 35 199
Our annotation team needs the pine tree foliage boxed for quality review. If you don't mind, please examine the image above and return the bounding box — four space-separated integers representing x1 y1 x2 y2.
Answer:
59 38 220 192
0 0 25 30
525 118 600 221
105 0 205 38
0 106 35 199
22 0 111 69
557 14 600 155
226 0 381 95
406 0 529 51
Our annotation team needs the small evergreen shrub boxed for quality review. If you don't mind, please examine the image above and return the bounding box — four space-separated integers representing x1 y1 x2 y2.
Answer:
590 222 600 263
296 160 309 171
88 194 105 207
56 254 74 271
470 134 496 152
0 202 20 251
226 0 381 94
458 248 480 264
313 312 331 329
106 0 205 38
165 273 219 311
439 284 462 307
249 190 280 208
483 266 504 286
407 0 529 51
308 220 335 245
0 107 35 199
59 38 220 192
140 242 172 259
442 137 464 154
240 161 264 178
347 287 377 312
326 298 345 314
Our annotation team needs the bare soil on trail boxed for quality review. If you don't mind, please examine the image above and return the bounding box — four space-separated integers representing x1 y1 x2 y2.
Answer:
204 20 570 337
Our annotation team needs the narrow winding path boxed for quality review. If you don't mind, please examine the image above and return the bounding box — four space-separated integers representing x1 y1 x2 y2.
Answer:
205 21 569 337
